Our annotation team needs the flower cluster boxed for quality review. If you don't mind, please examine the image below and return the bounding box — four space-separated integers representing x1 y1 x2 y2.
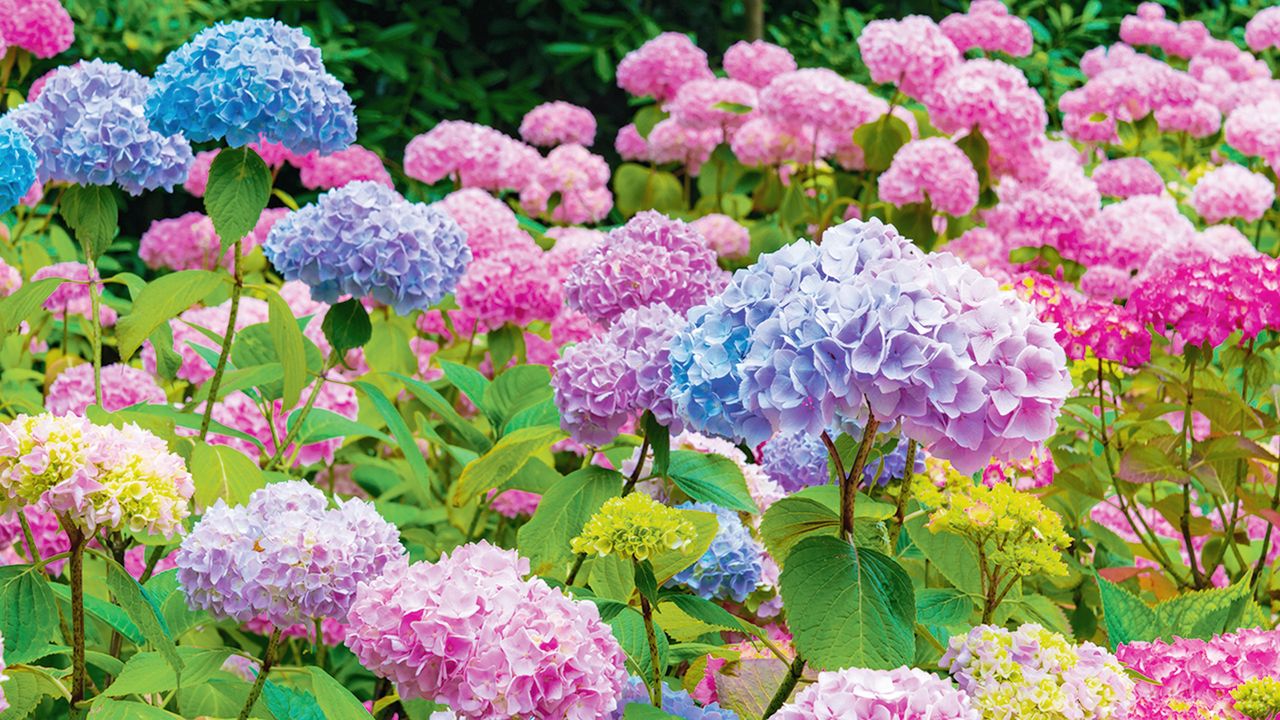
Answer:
1234 676 1280 720
433 188 529 260
1092 157 1164 199
690 214 751 259
45 363 166 416
858 16 959 100
878 137 979 216
1245 7 1280 51
1131 253 1280 348
0 0 74 58
404 120 540 191
564 211 724 326
1226 101 1280 167
296 145 392 190
1016 274 1152 367
774 666 977 720
940 0 1033 57
1117 629 1280 720
571 493 696 561
669 78 759 131
519 101 596 147
264 181 471 313
455 243 562 328
669 501 763 602
147 18 356 154
139 208 287 272
943 624 1134 720
760 431 829 493
0 413 193 537
33 262 117 327
0 504 68 572
0 117 37 214
1189 164 1275 223
345 542 628 719
1120 3 1209 58
8 60 193 194
175 481 403 625
757 69 888 166
616 32 713 102
722 40 796 89
519 143 613 224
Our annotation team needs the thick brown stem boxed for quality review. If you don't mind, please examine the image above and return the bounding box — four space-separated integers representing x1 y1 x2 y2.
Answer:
836 419 881 542
639 594 662 707
68 529 87 707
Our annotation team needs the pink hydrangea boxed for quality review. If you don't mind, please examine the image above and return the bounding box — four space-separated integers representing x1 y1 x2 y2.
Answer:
940 0 1033 57
244 615 346 647
1154 99 1220 138
1189 164 1275 223
183 149 218 196
33 262 117 327
207 378 360 467
0 0 73 58
1059 50 1200 139
1016 274 1151 367
668 78 758 131
1117 629 1280 720
143 298 271 384
433 188 532 260
1120 3 1208 59
774 666 977 720
0 504 69 574
0 257 20 297
1226 100 1280 164
878 137 979 216
519 144 613 224
345 542 628 719
759 68 888 141
982 442 1055 490
690 214 750 259
487 489 541 518
926 60 1047 159
139 208 287 272
454 244 562 328
296 145 392 190
616 32 713 102
614 123 649 161
722 40 796 88
1190 39 1269 84
1131 253 1280 348
858 16 961 100
545 227 606 275
1246 6 1280 52
45 363 165 416
404 120 540 191
1092 157 1163 198
519 101 596 148
646 118 720 175
1072 195 1194 282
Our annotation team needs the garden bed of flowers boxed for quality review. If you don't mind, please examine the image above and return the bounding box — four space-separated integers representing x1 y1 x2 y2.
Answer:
2 0 1280 718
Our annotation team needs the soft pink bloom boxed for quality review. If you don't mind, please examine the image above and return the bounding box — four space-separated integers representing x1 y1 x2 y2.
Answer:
1091 157 1163 198
45 363 165 416
927 60 1046 165
1246 6 1280 51
433 188 533 260
518 144 612 224
296 145 392 190
878 137 979 216
858 15 961 100
454 244 562 328
1154 99 1220 138
404 120 540 191
139 208 287 272
487 489 541 518
0 257 20 297
690 214 750 259
1225 100 1280 164
729 115 800 167
1190 163 1275 223
1190 38 1269 84
774 666 977 720
183 150 218 197
760 68 888 136
940 0 1033 57
33 262 116 327
646 118 720 175
722 40 797 88
616 32 713 102
545 226 606 280
668 78 757 131
1120 3 1208 59
519 101 596 148
614 124 649 161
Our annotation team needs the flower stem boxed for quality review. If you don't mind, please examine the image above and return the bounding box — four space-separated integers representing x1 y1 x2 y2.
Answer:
638 592 663 707
68 527 88 708
831 419 881 543
1179 360 1206 588
85 255 104 408
199 240 243 440
889 439 917 550
762 654 805 718
238 627 282 720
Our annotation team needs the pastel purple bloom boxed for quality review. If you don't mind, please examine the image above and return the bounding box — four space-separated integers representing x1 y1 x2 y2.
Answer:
774 666 977 720
670 501 764 602
760 431 829 493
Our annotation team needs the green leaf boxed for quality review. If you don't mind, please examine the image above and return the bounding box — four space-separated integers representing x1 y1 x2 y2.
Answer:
760 496 839 565
1096 575 1159 649
504 398 561 434
642 411 670 478
0 277 61 337
667 450 758 513
625 705 680 719
711 100 754 114
666 594 753 635
105 559 183 677
635 559 659 605
439 360 492 417
103 647 232 696
288 408 389 446
116 270 229 360
148 321 184 382
487 323 523 373
0 666 62 719
88 699 184 719
60 185 118 261
651 509 718 583
391 371 493 452
191 441 266 509
49 582 144 646
1005 593 1072 636
484 364 554 430
204 146 271 248
955 129 990 188
0 567 60 664
613 163 684 218
915 588 974 627
633 105 668 137
606 606 670 679
452 425 567 506
853 115 912 172
263 680 324 720
518 466 622 576
355 380 434 502
888 201 937 247
1152 580 1251 641
306 666 373 717
779 536 916 670
1117 444 1188 484
262 286 310 409
321 298 372 357
904 513 982 595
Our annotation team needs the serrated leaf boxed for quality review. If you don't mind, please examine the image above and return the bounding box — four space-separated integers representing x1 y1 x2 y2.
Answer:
204 146 271 248
915 588 974 627
667 450 758 513
116 270 228 360
1096 574 1159 649
191 441 266 509
1152 580 1251 641
904 514 982 595
103 647 232 696
0 567 60 664
451 425 567 506
484 364 553 430
760 496 839 565
60 184 119 261
262 287 309 409
0 277 62 337
518 466 622 577
105 559 183 677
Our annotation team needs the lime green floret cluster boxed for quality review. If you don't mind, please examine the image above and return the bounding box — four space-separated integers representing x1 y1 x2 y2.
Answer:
572 493 695 561
1233 677 1280 720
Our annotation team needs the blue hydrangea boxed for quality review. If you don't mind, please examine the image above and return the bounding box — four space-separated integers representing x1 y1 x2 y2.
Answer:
0 116 37 213
669 501 763 602
7 60 192 194
760 431 829 493
146 18 357 154
263 181 471 314
861 435 927 487
613 677 739 720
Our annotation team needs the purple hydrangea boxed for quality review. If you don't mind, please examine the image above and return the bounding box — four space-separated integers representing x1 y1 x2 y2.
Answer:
564 211 726 326
760 431 829 493
669 501 764 602
860 435 927 487
614 676 739 719
146 18 356 154
7 60 193 194
0 116 37 214
553 303 685 445
175 480 404 626
263 181 471 313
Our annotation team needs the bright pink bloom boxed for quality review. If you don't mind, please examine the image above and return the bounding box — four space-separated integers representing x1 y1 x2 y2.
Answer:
646 118 719 175
454 244 562 328
614 123 649 161
404 120 540 191
1226 100 1280 164
1117 629 1280 720
433 188 533 261
139 208 287 272
940 0 1033 57
858 16 960 100
519 101 596 148
0 0 73 58
616 32 713 102
518 144 612 224
722 40 796 88
1091 157 1163 198
878 137 979 216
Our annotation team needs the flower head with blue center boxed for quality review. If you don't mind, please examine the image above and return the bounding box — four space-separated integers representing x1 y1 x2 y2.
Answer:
669 501 764 602
0 116 36 213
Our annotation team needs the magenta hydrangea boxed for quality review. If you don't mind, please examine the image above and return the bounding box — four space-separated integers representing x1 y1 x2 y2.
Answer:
33 262 117 327
690 214 750 259
45 363 166 416
176 481 403 626
1189 164 1275 223
1117 629 1280 720
564 210 725 326
1131 253 1280 348
940 0 1032 57
858 16 960 100
404 120 540 191
1016 274 1151 367
774 667 976 720
1092 157 1164 198
519 101 596 147
344 541 628 719
878 137 979 216
616 32 713 102
669 78 758 131
296 145 392 190
519 144 613 224
0 0 74 58
722 40 797 89
454 244 563 328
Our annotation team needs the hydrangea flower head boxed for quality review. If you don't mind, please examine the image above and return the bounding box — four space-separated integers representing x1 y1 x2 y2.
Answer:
264 181 471 313
1092 157 1164 198
760 431 829 493
8 60 193 194
345 542 627 719
690 214 750 259
940 0 1033 57
1131 253 1280 348
0 0 74 58
0 116 37 214
669 501 763 602
1015 275 1151 366
433 188 529 260
1117 629 1280 720
927 474 1070 578
564 210 724 325
1234 676 1280 720
1246 7 1280 52
774 666 977 720
519 101 596 147
404 120 539 191
862 437 926 488
139 208 286 272
0 414 193 537
176 480 403 625
1225 101 1280 164
668 78 758 131
858 16 960 99
46 363 166 416
759 68 888 138
296 145 392 190
943 624 1133 720
614 676 739 719
572 493 697 561
646 118 721 174
147 18 356 153
616 32 713 102
454 243 562 328
1189 163 1275 223
519 144 613 224
722 40 796 88
927 60 1047 154
878 137 979 216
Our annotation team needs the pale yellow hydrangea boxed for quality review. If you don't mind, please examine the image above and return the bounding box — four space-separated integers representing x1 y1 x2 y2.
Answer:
571 493 695 561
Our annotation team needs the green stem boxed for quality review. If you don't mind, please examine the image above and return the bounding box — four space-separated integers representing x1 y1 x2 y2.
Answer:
138 544 167 584
267 354 335 471
85 256 104 408
18 510 40 563
199 240 243 440
1180 360 1206 588
889 439 917 550
762 655 805 718
238 628 282 720
639 592 662 708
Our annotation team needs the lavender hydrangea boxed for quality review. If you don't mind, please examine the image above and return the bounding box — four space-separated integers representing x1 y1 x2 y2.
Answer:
669 501 764 602
0 117 37 214
146 18 356 154
860 437 926 487
760 431 829 493
263 181 471 313
175 481 404 626
614 677 739 719
564 211 726 326
7 60 193 194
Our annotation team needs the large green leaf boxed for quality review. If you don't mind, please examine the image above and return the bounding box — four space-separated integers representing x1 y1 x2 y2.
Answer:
760 496 839 564
1152 580 1252 642
439 360 492 418
0 277 61 337
204 146 271 248
391 371 493 452
190 441 266 509
49 582 144 646
116 270 228 360
0 567 60 664
613 162 683 217
484 364 554 431
904 513 982 595
355 380 434 502
105 559 183 676
262 287 309 409
87 699 184 719
625 705 681 719
667 450 757 513
451 425 567 506
651 509 719 583
306 666 373 717
853 115 912 171
518 466 622 576
320 298 372 356
103 647 232 696
915 588 974 627
779 536 915 671
606 605 670 680
60 184 119 261
1095 575 1159 649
